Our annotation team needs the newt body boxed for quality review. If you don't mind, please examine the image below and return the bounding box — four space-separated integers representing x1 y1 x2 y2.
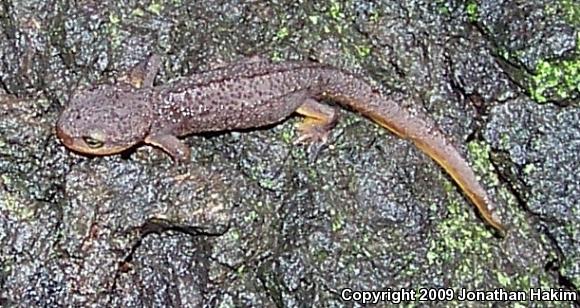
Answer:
56 56 506 235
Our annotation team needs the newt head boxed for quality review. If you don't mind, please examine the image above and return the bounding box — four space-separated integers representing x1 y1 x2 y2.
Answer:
56 84 153 156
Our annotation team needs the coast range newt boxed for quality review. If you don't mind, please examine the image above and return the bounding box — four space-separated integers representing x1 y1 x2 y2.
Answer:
56 55 506 236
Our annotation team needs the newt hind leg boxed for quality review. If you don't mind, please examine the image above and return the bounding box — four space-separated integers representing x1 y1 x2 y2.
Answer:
294 99 339 156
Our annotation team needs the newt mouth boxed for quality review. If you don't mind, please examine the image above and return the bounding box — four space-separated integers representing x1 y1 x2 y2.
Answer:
56 125 74 147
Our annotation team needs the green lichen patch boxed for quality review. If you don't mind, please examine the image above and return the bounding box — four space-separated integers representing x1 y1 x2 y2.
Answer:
560 0 580 25
466 0 479 23
467 141 500 186
426 192 495 280
275 26 290 41
434 0 451 16
146 1 164 15
529 57 580 104
296 0 374 62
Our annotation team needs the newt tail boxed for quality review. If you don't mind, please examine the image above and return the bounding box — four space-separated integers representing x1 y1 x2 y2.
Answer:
319 69 506 236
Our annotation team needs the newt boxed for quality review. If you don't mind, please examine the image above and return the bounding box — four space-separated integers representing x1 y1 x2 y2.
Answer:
56 55 506 236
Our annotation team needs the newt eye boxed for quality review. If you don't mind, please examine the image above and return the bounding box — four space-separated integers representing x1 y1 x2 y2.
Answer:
83 136 104 148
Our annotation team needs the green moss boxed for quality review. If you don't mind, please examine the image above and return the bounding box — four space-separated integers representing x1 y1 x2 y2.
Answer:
308 15 320 25
499 48 511 61
330 208 345 232
280 126 294 144
529 58 579 103
328 1 345 21
2 175 36 220
146 1 163 15
426 194 493 264
131 8 145 17
236 264 246 277
270 50 283 61
229 229 241 241
258 177 276 190
307 168 318 182
286 0 373 63
434 0 450 16
354 44 371 58
369 10 380 23
244 208 259 223
529 1 580 103
466 0 479 22
499 133 511 149
560 0 580 25
275 26 289 40
523 163 536 175
108 12 120 24
467 141 499 186
430 179 494 263
467 141 492 174
106 13 121 49
497 271 511 286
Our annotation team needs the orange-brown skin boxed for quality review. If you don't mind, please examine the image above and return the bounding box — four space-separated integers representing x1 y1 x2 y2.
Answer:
56 56 506 236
